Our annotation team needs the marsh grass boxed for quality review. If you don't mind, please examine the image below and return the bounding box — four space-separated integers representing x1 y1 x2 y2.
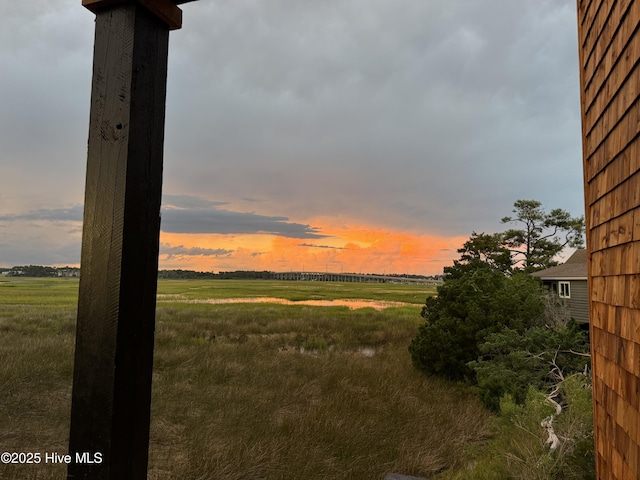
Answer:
0 298 76 479
0 278 488 480
157 279 436 304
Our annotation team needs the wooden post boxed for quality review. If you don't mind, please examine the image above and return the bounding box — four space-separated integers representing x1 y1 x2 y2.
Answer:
68 1 195 478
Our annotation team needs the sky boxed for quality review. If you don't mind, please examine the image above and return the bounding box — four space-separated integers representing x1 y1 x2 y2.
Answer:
0 0 585 276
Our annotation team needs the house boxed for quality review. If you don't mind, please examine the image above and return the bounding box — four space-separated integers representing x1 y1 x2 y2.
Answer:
531 249 589 324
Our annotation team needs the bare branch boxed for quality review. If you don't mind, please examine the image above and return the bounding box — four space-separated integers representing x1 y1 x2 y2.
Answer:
541 348 570 453
560 349 591 358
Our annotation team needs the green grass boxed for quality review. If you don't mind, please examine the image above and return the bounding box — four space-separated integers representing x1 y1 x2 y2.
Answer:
0 278 488 480
156 278 436 304
0 277 79 306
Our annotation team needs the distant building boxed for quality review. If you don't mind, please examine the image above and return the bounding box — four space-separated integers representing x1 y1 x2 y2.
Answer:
57 268 80 278
531 249 589 324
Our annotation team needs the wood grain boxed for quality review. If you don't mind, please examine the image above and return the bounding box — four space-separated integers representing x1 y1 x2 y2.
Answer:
83 0 183 30
578 0 640 477
68 4 169 479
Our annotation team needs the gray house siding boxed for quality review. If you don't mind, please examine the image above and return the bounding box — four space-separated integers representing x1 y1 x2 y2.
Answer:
568 280 589 323
541 279 589 324
542 279 589 323
532 250 589 325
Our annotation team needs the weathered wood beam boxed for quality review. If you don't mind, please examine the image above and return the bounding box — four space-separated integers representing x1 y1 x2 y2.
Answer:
67 1 183 478
82 0 183 30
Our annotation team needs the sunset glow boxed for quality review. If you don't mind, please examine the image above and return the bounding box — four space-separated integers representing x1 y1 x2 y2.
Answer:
0 2 584 275
159 222 468 276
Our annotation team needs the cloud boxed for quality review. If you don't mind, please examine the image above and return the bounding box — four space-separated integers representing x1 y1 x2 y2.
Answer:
0 220 82 266
160 195 327 239
162 194 227 210
0 195 326 239
0 205 83 223
162 0 583 237
298 243 347 250
1 0 585 273
159 243 233 258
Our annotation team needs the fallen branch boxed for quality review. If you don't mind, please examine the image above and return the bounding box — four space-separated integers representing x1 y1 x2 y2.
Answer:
541 387 562 452
541 349 564 452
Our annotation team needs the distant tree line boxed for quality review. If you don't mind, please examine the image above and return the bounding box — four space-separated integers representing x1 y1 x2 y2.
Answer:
159 270 437 281
157 269 217 279
157 270 273 280
2 265 80 277
4 266 438 281
385 273 441 280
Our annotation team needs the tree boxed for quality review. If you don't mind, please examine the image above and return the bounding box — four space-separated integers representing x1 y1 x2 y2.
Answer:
8 265 58 277
501 199 585 272
456 231 513 274
409 264 545 380
469 320 590 411
409 199 592 475
445 200 585 276
409 199 584 381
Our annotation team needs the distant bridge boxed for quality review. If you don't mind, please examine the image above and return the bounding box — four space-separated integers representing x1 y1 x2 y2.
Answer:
269 271 441 284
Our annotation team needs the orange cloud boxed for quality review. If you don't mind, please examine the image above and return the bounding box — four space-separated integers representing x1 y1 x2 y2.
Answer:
158 222 467 276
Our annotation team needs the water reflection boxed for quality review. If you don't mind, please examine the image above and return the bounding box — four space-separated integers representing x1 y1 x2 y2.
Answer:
160 296 411 310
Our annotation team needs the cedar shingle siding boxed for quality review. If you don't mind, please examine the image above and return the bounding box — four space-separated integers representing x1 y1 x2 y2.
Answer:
577 1 640 477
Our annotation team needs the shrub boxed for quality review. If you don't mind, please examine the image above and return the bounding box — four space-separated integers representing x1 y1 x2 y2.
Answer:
408 265 544 381
469 320 590 411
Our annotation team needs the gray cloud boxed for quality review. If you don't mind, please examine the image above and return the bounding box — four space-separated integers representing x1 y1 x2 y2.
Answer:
162 0 583 236
163 195 227 210
161 193 325 237
159 243 233 258
0 197 325 239
0 206 84 223
0 219 82 266
161 202 326 239
298 243 346 250
1 0 585 269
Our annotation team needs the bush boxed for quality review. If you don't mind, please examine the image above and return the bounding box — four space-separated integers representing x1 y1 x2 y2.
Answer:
442 379 595 480
408 265 544 381
470 321 590 411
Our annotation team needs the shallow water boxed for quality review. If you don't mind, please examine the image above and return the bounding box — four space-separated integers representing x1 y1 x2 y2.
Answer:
158 296 411 310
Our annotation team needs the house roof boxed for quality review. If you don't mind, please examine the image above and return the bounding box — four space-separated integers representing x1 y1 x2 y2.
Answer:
530 249 588 280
